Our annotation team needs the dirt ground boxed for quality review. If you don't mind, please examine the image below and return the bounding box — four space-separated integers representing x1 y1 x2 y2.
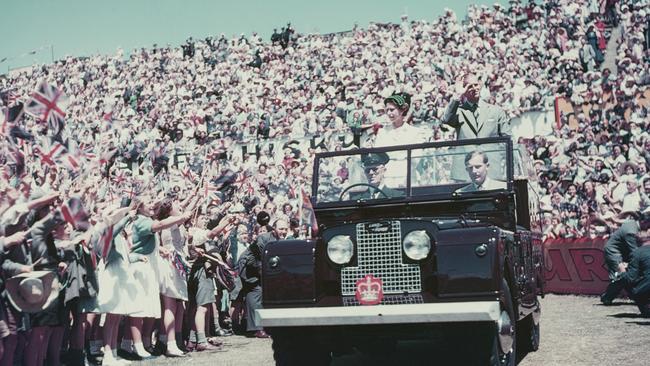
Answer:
140 294 650 366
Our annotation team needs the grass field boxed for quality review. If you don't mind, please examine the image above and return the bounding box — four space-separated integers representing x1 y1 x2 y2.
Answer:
140 294 649 366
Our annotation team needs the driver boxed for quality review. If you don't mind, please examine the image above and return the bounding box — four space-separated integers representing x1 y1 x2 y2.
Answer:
347 152 402 200
456 150 507 192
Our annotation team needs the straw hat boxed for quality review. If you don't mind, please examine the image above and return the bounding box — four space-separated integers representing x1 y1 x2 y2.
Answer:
5 271 60 313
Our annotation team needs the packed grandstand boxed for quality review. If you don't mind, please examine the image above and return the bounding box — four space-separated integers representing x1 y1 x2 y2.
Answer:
0 0 649 363
3 0 647 242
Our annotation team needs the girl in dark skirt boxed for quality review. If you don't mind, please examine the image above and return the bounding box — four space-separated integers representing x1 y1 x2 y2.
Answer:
186 213 238 351
26 206 87 366
0 231 29 364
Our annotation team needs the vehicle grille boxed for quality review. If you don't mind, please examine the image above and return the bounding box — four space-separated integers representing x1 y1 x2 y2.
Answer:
343 294 424 306
340 221 422 296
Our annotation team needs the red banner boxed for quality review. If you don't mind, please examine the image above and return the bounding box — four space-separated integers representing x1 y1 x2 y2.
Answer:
543 237 610 295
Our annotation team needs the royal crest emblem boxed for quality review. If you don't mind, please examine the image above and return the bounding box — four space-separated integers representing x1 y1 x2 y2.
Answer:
355 274 384 305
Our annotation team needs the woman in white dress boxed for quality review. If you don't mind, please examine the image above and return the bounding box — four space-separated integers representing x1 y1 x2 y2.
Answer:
93 207 139 365
125 196 196 358
157 193 200 357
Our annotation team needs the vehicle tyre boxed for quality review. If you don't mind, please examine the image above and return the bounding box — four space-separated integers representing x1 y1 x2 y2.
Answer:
271 330 332 366
489 279 516 366
517 311 540 353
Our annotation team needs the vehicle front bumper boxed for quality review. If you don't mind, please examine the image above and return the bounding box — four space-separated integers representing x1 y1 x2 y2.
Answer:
255 301 500 328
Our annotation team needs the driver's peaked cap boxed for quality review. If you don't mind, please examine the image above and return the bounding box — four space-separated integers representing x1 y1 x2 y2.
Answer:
361 152 390 169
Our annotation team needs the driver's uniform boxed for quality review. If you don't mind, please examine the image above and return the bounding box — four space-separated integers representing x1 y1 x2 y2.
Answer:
348 184 401 200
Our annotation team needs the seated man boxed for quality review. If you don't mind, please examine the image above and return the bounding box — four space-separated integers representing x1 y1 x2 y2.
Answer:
456 150 507 192
348 152 403 200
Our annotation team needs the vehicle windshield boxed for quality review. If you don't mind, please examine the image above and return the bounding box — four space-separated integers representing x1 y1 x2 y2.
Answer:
315 139 514 204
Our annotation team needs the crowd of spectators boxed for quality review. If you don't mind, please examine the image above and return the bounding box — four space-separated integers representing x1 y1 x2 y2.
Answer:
0 0 649 364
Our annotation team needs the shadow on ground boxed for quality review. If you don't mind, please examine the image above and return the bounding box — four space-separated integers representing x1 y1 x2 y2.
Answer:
608 312 645 318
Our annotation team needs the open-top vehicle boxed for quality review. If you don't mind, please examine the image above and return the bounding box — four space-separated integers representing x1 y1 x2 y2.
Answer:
255 136 544 365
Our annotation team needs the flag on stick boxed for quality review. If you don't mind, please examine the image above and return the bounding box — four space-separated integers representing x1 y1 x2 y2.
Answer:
60 196 90 231
300 186 318 237
25 82 68 136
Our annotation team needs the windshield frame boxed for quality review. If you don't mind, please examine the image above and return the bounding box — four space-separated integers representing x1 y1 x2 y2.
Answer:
312 136 515 208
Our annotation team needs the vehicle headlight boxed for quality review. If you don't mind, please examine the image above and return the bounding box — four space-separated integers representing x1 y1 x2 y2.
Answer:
403 230 431 260
327 235 354 264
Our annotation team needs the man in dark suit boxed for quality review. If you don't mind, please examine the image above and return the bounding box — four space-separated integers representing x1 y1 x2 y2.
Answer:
456 150 507 192
621 239 650 316
348 152 403 200
238 218 290 338
601 213 650 305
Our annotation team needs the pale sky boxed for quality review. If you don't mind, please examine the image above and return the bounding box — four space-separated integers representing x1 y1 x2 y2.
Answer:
0 0 495 73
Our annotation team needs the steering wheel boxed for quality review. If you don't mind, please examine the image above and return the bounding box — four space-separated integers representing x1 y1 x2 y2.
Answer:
339 183 389 201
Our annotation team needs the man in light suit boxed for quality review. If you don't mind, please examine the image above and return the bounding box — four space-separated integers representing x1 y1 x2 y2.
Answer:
456 150 507 192
442 73 512 181
441 73 511 139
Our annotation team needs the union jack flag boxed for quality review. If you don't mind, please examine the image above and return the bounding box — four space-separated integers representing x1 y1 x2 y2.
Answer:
204 181 219 197
61 152 81 172
60 140 94 172
99 224 114 259
1 103 24 138
300 186 318 237
1 165 12 181
172 252 190 276
0 88 20 106
99 148 118 166
79 240 97 270
181 167 194 182
203 182 222 206
112 170 128 185
207 149 227 161
231 172 249 195
122 187 137 198
288 185 297 199
25 82 68 136
233 174 255 196
7 91 20 106
3 137 25 177
77 143 97 160
122 180 143 198
245 182 254 196
34 139 66 167
233 172 247 187
61 196 90 231
0 109 10 137
102 111 113 125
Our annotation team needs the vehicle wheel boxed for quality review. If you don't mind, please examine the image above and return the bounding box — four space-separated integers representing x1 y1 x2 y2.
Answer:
489 279 516 366
517 312 540 353
272 330 332 366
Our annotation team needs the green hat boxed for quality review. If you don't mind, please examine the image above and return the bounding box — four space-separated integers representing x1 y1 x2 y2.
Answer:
384 92 411 111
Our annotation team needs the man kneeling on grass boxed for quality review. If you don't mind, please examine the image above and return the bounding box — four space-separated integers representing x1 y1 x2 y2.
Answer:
621 232 650 317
